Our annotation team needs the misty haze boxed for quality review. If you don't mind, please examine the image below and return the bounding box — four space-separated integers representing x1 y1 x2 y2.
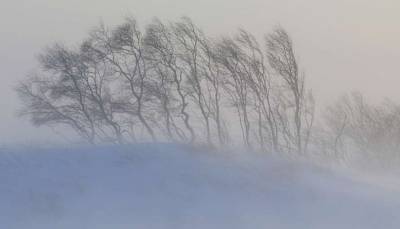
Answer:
1 0 400 228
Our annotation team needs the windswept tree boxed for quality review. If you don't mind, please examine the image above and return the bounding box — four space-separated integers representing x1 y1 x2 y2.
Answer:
17 72 96 143
233 29 279 152
17 44 123 144
196 33 228 145
216 37 253 148
144 18 195 143
144 19 185 141
85 18 158 141
173 17 223 145
266 27 314 154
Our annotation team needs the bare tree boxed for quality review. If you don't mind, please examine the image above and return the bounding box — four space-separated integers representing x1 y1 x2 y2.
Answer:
234 29 280 152
216 37 253 148
17 44 105 143
266 27 314 154
86 19 157 141
17 75 95 143
172 17 214 145
79 42 124 143
197 35 228 145
144 18 195 143
144 19 185 141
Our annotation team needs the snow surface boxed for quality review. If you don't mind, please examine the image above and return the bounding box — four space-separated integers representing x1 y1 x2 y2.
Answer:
1 144 400 229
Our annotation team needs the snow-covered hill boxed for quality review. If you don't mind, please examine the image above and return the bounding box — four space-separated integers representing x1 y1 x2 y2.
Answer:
1 144 399 229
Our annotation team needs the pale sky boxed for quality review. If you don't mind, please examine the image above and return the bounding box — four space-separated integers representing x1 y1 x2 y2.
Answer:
1 0 400 144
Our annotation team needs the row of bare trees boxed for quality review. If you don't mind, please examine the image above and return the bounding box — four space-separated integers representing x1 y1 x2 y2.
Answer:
314 92 400 165
17 16 315 154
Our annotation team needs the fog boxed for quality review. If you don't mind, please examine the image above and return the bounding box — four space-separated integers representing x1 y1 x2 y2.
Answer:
2 2 400 227
1 0 400 144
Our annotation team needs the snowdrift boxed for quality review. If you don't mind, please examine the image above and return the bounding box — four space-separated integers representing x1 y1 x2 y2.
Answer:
1 144 400 229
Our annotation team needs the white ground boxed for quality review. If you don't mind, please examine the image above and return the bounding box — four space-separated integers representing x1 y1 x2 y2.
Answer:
1 144 399 229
